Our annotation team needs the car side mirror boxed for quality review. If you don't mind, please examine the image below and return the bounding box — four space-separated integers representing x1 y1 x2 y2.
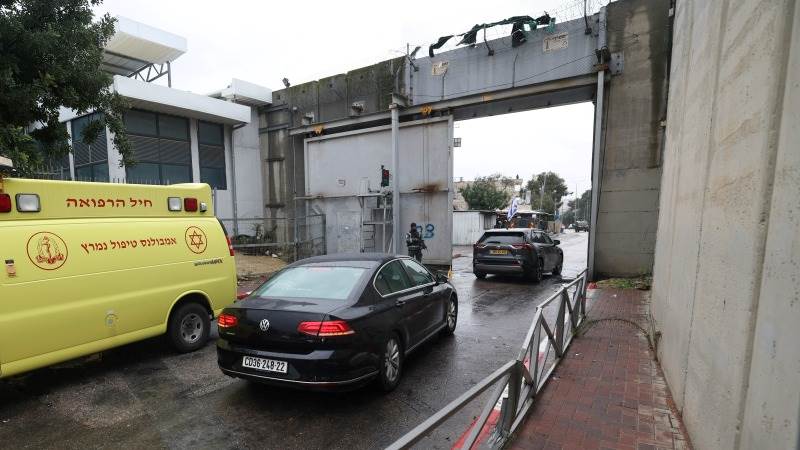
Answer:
553 240 560 245
436 273 449 284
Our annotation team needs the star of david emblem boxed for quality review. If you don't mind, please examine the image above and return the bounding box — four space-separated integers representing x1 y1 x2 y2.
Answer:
185 226 208 254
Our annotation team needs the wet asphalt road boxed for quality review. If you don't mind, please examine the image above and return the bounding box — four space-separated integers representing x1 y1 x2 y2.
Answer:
0 231 588 450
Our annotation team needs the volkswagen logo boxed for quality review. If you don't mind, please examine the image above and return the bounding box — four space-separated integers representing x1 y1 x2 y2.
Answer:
259 318 270 332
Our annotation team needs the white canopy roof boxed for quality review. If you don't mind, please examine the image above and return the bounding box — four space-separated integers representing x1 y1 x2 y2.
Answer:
102 16 187 76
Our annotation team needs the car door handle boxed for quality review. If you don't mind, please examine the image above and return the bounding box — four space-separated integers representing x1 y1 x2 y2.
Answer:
395 299 407 307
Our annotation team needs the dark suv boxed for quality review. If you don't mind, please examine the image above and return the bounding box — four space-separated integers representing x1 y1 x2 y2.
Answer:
574 220 590 232
472 229 563 282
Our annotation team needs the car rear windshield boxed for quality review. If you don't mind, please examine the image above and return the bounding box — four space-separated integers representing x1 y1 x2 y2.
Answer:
251 266 366 300
479 232 525 244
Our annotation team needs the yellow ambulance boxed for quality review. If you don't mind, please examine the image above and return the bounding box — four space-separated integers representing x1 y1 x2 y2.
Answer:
0 178 237 378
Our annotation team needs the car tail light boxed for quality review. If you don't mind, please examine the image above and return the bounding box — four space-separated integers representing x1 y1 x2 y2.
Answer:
184 197 198 212
217 313 238 328
474 243 485 250
226 235 235 256
297 320 355 337
0 194 10 213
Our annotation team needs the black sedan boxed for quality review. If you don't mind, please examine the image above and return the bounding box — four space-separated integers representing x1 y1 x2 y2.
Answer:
472 228 563 282
216 253 458 392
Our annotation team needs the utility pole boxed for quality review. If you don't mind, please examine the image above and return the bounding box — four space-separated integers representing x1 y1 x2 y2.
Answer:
539 173 547 211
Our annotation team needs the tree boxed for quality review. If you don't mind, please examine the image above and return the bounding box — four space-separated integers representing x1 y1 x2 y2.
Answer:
526 171 570 214
565 189 592 224
0 0 130 176
460 176 511 211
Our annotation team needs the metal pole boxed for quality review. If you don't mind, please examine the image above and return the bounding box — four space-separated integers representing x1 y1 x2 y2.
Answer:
391 103 400 254
166 61 172 87
588 6 607 280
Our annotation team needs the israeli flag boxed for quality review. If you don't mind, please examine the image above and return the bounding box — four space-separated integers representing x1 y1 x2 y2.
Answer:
507 197 519 220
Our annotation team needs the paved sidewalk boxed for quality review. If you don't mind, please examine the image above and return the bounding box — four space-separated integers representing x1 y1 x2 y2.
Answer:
509 288 692 450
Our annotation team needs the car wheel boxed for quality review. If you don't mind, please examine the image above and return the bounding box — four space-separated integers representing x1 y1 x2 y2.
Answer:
167 303 210 353
530 260 544 283
474 271 486 279
378 334 403 392
442 295 458 336
552 260 562 276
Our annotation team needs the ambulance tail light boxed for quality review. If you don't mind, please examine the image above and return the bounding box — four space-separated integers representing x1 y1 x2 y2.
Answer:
226 235 235 256
0 194 11 213
16 194 40 212
184 197 198 212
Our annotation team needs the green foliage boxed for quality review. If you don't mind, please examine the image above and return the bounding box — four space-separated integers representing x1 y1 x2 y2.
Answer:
566 189 592 223
460 176 511 211
0 0 131 176
526 171 570 213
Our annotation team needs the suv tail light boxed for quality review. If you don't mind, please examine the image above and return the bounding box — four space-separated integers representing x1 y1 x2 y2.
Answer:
297 320 355 337
0 194 10 213
474 243 485 250
217 313 238 328
226 236 235 256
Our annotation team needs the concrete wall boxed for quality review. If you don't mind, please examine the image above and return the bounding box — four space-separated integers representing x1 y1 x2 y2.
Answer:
593 0 670 277
651 1 799 449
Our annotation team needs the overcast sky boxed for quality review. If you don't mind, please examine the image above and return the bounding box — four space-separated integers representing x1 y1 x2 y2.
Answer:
95 0 597 195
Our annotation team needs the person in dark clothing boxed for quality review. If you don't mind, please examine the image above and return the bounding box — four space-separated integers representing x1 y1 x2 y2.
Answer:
405 222 426 262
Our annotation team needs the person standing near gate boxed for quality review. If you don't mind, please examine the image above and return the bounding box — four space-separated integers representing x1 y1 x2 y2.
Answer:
405 222 426 262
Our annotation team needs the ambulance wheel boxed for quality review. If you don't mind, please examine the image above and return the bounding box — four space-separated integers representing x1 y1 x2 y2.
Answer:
168 303 210 353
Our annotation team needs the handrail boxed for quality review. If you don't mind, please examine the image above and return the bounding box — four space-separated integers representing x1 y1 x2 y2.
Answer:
387 268 589 450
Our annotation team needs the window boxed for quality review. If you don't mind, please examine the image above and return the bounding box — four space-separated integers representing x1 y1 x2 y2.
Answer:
124 110 191 185
198 121 226 189
374 261 412 296
251 266 366 300
532 233 546 244
479 232 526 245
541 234 554 245
71 113 109 182
401 259 434 286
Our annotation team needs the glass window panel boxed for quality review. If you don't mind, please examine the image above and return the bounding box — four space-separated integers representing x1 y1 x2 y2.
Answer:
75 165 92 182
126 162 160 184
252 267 367 300
92 162 109 182
198 121 224 146
374 261 412 295
401 259 434 286
200 167 227 190
158 115 189 141
162 164 192 184
124 110 157 136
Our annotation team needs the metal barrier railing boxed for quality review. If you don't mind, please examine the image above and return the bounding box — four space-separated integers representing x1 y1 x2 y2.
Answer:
387 268 589 450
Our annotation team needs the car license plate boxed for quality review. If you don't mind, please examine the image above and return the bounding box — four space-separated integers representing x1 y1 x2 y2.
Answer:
490 249 509 255
242 356 288 373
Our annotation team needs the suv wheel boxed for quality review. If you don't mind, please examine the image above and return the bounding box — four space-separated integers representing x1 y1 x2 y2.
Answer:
530 260 544 283
552 260 562 276
168 303 210 353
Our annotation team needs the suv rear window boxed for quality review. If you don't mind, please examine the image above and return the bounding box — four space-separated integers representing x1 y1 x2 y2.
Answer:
478 232 526 244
